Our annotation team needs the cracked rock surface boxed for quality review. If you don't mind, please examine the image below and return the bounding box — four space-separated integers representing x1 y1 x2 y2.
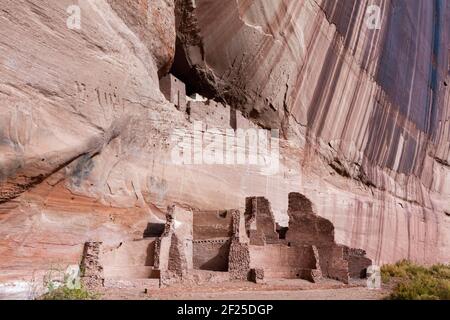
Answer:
0 0 449 298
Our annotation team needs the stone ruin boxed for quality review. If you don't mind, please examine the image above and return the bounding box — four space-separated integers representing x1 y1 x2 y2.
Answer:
159 73 187 112
80 242 104 289
159 73 255 130
80 193 372 290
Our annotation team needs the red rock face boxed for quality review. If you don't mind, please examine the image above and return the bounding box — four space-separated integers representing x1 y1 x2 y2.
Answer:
172 0 450 263
0 0 449 298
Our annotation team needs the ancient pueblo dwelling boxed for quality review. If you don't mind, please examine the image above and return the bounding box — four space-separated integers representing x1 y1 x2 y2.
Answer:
0 0 449 300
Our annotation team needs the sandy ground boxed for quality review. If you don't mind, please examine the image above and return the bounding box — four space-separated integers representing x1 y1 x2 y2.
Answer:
100 279 390 300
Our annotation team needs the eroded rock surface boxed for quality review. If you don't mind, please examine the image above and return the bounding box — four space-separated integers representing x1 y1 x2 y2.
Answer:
170 0 450 264
0 0 449 298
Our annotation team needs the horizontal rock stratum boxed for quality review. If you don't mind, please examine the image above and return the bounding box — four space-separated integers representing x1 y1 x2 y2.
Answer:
0 0 449 298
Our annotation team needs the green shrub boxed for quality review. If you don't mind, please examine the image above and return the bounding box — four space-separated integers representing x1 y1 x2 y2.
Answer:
41 285 99 300
39 266 100 300
381 260 450 300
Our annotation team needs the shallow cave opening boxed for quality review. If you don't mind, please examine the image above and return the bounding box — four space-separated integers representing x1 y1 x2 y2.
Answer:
143 223 165 238
168 38 217 100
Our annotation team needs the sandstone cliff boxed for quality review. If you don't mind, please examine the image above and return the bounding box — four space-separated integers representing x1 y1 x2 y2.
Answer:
0 0 449 297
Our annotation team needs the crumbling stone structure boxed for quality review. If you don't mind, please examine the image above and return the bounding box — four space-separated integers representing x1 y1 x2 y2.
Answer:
228 210 251 280
80 242 104 289
347 248 373 279
159 73 187 111
250 268 265 284
193 238 230 271
80 193 372 289
284 192 347 282
283 193 371 283
245 197 279 245
154 205 193 284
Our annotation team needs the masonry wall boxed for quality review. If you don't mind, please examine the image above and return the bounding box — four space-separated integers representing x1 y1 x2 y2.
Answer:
249 244 317 279
193 239 230 271
315 245 350 284
193 211 233 240
348 249 372 279
245 197 280 245
188 99 258 130
81 242 104 289
188 100 231 128
100 238 159 279
286 193 335 246
160 74 187 111
167 206 194 275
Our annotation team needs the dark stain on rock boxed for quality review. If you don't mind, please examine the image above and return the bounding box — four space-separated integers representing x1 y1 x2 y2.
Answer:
71 154 95 187
329 158 350 178
434 156 450 167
